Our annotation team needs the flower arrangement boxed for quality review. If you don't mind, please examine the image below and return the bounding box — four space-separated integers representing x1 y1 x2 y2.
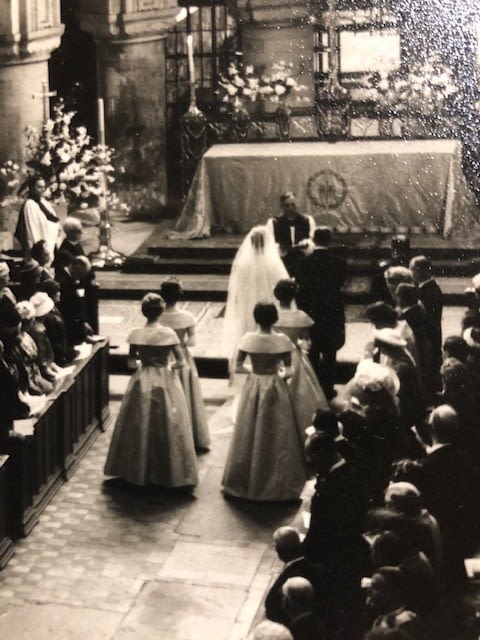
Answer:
0 160 22 203
217 57 306 111
24 100 130 215
365 55 459 116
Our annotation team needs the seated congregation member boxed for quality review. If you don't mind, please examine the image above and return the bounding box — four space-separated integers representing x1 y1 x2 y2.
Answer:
364 301 419 369
104 293 198 488
265 526 326 626
281 577 326 640
0 261 16 308
439 336 480 442
273 278 329 433
57 255 93 347
29 239 54 276
372 328 425 441
340 360 401 505
303 430 368 638
417 405 474 585
365 567 426 640
15 301 53 395
222 303 307 502
0 305 30 401
395 284 432 399
368 531 436 615
38 279 77 366
0 338 30 450
15 258 50 301
409 255 443 392
267 192 314 277
366 483 441 579
29 292 60 381
248 620 293 640
158 279 210 452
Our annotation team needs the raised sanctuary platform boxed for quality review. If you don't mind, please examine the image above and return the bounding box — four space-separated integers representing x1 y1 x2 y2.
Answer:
173 140 480 239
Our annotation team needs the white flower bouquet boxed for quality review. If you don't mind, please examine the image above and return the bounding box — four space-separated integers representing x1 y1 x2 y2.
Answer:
365 55 459 116
217 56 306 110
25 100 130 214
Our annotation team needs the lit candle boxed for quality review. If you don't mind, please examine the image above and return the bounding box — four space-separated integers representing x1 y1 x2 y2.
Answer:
186 34 195 85
97 97 106 147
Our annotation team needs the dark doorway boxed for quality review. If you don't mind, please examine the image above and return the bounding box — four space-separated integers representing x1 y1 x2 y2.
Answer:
49 0 97 136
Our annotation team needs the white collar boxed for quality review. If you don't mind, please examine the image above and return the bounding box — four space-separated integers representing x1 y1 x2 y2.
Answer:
419 278 434 288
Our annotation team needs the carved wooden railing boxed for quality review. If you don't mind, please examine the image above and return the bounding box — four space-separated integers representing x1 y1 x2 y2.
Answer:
3 340 109 543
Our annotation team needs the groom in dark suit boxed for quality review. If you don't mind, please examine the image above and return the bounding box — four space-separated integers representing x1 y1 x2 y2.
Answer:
269 192 313 276
296 227 347 399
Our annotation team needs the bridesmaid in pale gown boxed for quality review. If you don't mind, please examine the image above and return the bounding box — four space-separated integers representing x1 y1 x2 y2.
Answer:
104 293 198 488
158 279 210 452
222 303 307 502
273 279 330 433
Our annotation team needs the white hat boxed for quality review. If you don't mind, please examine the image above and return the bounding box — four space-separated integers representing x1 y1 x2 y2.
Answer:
30 291 54 317
472 273 480 291
373 327 407 348
353 359 400 397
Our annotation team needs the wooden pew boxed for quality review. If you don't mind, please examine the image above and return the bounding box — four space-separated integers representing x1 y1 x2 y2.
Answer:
5 340 109 540
0 455 15 569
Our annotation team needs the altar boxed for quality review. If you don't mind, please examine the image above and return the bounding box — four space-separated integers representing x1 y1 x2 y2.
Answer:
173 140 480 238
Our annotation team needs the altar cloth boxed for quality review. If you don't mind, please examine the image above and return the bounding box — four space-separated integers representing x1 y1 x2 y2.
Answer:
173 140 479 238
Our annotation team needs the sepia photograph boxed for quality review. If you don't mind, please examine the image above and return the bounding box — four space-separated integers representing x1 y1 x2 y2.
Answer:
0 1 480 638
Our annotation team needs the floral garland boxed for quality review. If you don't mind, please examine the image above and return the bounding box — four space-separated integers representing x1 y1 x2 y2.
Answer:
217 58 307 110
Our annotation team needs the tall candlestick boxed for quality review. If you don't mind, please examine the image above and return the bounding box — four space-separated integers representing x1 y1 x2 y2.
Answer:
97 98 106 147
186 34 195 85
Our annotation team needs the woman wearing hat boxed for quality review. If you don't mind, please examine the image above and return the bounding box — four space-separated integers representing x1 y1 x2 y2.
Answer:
39 279 76 366
104 293 198 488
372 328 426 444
15 300 53 395
28 292 61 381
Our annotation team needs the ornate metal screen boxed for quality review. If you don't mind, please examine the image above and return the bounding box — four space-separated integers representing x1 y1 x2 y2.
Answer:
165 1 237 199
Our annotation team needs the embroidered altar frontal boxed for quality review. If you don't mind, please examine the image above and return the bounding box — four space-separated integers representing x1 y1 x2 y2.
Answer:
175 140 479 238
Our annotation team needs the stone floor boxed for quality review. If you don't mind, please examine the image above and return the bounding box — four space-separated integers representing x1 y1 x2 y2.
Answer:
0 377 307 640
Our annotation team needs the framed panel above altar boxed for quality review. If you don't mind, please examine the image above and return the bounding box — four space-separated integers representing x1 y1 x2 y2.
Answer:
173 140 480 239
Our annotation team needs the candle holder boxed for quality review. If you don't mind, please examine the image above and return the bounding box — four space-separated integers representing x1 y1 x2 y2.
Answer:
89 208 126 270
89 98 126 270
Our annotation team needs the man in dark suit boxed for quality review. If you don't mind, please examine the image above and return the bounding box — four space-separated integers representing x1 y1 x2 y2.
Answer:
409 256 443 391
281 577 326 640
296 226 347 399
58 217 86 258
303 431 368 638
57 255 93 347
265 526 326 626
268 192 313 277
418 405 474 584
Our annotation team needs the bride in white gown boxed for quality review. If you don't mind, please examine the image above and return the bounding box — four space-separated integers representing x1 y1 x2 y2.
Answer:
222 225 289 362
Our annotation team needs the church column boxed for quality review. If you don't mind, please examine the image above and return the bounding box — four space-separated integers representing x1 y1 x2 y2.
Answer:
77 0 179 208
0 0 64 162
